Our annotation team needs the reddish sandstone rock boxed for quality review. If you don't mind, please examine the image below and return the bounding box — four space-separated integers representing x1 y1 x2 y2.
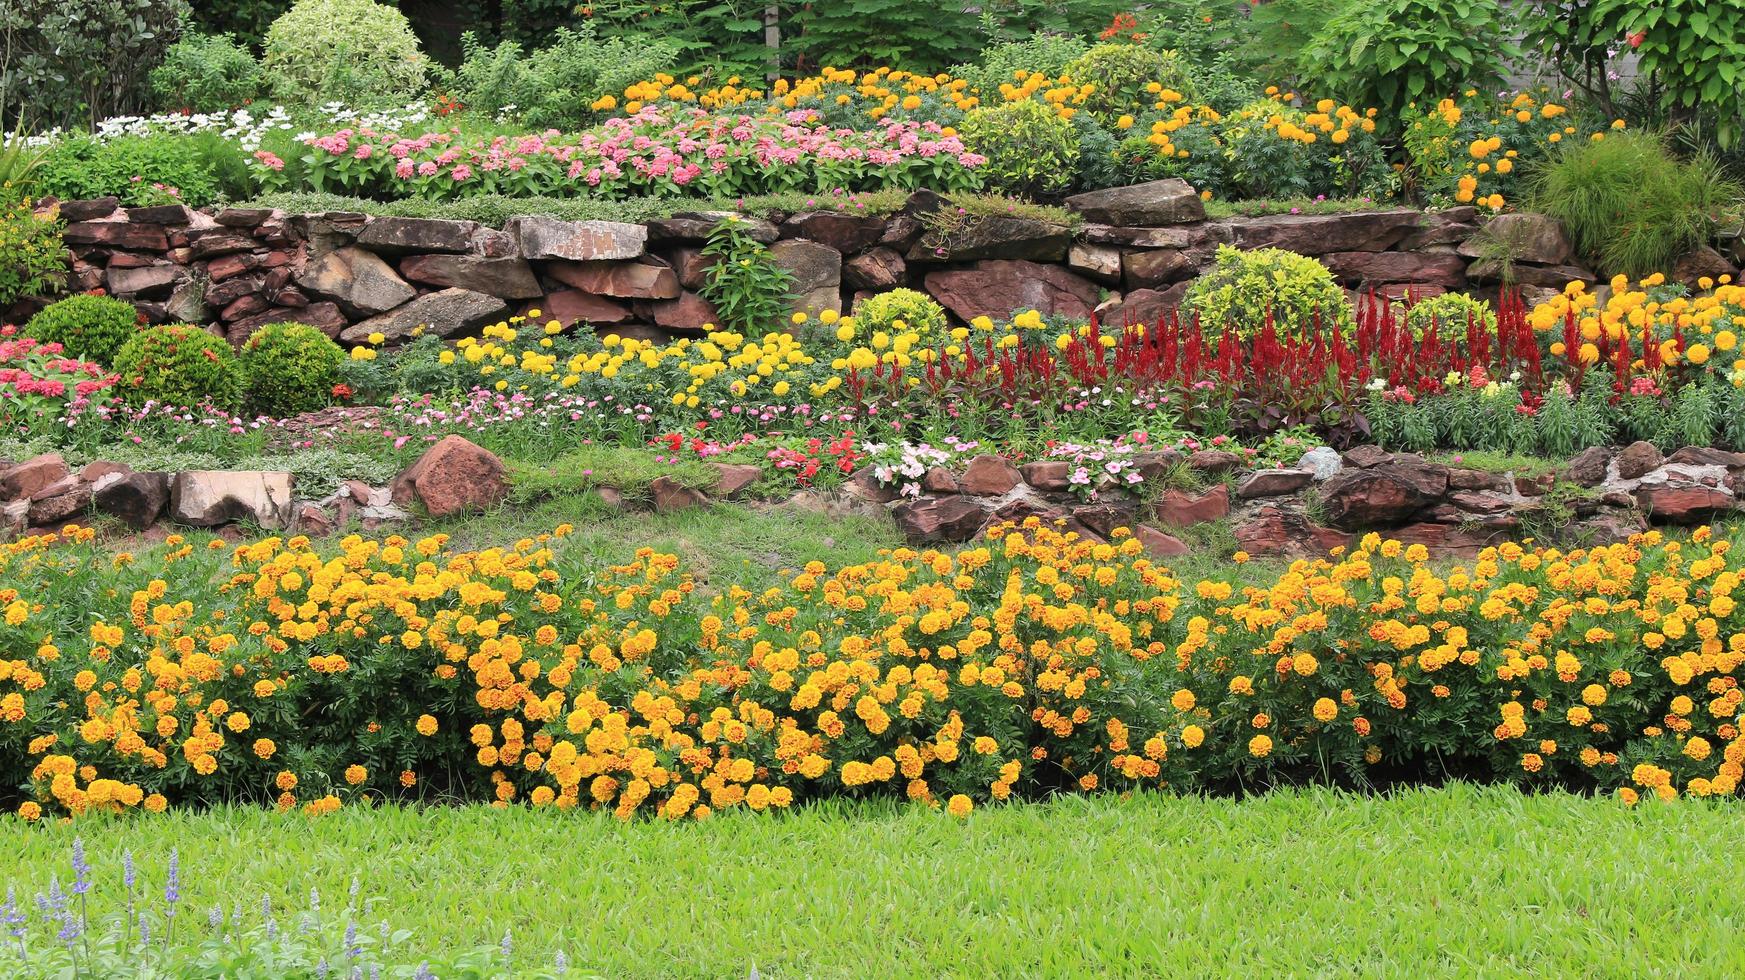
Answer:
1188 449 1243 474
400 253 543 299
844 468 900 505
1635 485 1734 524
390 436 508 518
1447 468 1511 492
1020 460 1072 491
1457 212 1572 265
1341 444 1393 469
507 216 646 261
1072 502 1141 539
1564 446 1611 486
355 216 478 254
892 495 987 543
297 245 416 316
923 260 1097 322
843 248 906 291
1154 484 1229 526
780 212 887 254
1615 440 1665 480
958 455 1020 495
1234 506 1353 558
907 216 1070 263
1236 469 1312 499
922 467 959 494
543 257 680 299
1065 179 1205 226
1134 524 1190 558
650 476 709 513
646 291 720 331
540 290 634 326
340 288 507 343
1 454 69 502
709 463 763 498
1388 522 1508 557
1318 466 1441 528
93 471 170 529
1667 446 1745 469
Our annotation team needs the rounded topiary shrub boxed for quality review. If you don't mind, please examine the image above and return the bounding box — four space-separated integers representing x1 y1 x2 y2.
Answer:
261 0 427 108
240 321 345 417
1402 291 1496 339
25 294 144 365
960 99 1080 197
852 289 949 342
1061 44 1196 124
110 324 242 410
1185 245 1350 336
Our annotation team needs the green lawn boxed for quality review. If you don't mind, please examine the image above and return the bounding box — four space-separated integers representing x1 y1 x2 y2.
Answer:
7 786 1742 977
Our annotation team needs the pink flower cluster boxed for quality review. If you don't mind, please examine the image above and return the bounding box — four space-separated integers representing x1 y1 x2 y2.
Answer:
301 107 986 200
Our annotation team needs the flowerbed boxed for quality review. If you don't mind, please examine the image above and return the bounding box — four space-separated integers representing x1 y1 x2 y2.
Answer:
4 516 1741 821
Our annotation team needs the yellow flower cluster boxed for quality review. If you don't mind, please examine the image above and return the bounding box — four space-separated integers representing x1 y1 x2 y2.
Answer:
1528 275 1745 381
7 516 1745 821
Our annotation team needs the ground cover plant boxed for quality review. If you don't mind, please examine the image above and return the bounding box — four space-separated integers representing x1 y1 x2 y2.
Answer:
5 785 1744 975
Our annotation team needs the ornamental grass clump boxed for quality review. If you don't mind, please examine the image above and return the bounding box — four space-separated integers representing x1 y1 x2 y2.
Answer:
3 517 1744 821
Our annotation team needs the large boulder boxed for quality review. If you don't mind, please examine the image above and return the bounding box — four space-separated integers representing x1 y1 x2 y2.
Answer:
1320 250 1468 288
1154 485 1230 526
296 245 416 316
1635 485 1735 524
645 291 720 331
1456 213 1572 265
924 260 1098 322
507 216 646 261
1122 249 1195 288
1 454 69 501
1234 506 1353 557
539 290 634 326
171 471 293 529
544 257 680 299
907 216 1071 263
339 288 508 343
399 254 543 299
1220 210 1426 255
844 248 907 290
780 212 887 254
891 495 988 544
1317 460 1449 528
1099 283 1193 328
355 216 478 254
390 435 508 517
93 471 171 529
1064 178 1205 226
770 239 843 317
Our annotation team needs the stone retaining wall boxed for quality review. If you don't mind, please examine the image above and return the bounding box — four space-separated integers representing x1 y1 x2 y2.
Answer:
11 436 1737 555
35 180 1740 343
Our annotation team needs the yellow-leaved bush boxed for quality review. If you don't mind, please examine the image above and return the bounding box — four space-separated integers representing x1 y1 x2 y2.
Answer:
3 519 1741 821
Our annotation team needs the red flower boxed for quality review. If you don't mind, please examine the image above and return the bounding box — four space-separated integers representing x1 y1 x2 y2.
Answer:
1628 31 1646 48
331 383 354 400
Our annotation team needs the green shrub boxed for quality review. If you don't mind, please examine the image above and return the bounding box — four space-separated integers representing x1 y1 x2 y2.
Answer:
150 32 263 113
24 294 142 364
960 100 1079 197
240 322 345 417
444 24 677 131
35 133 251 208
261 0 428 108
1401 292 1496 339
951 31 1090 99
0 0 189 131
1060 44 1196 124
1219 99 1320 199
699 216 793 334
852 288 948 342
0 200 65 309
1529 132 1742 278
1185 245 1350 335
1303 0 1508 124
110 324 241 409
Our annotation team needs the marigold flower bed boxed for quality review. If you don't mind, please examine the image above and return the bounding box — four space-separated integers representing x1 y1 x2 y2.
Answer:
3 519 1740 821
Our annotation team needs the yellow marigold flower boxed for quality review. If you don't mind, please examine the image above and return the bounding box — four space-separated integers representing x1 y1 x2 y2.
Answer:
946 794 973 818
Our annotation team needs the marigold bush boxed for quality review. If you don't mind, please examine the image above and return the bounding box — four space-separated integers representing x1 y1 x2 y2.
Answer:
3 518 1743 820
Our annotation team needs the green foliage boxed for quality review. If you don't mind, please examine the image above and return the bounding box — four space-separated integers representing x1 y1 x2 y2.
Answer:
0 0 189 131
149 32 263 113
260 0 428 109
188 0 291 47
443 25 678 132
239 321 344 417
35 132 251 207
1529 131 1742 277
1185 245 1350 336
784 0 983 74
1527 0 1745 149
1228 0 1346 83
110 324 241 409
1061 44 1196 125
1303 0 1509 124
0 199 65 308
949 31 1090 99
960 99 1079 197
1402 292 1496 339
24 294 141 364
699 215 794 333
851 288 948 340
0 127 47 203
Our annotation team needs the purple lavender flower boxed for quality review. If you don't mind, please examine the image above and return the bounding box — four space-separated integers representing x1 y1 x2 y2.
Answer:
500 928 513 957
164 849 181 914
122 850 136 892
70 839 90 896
413 963 435 980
